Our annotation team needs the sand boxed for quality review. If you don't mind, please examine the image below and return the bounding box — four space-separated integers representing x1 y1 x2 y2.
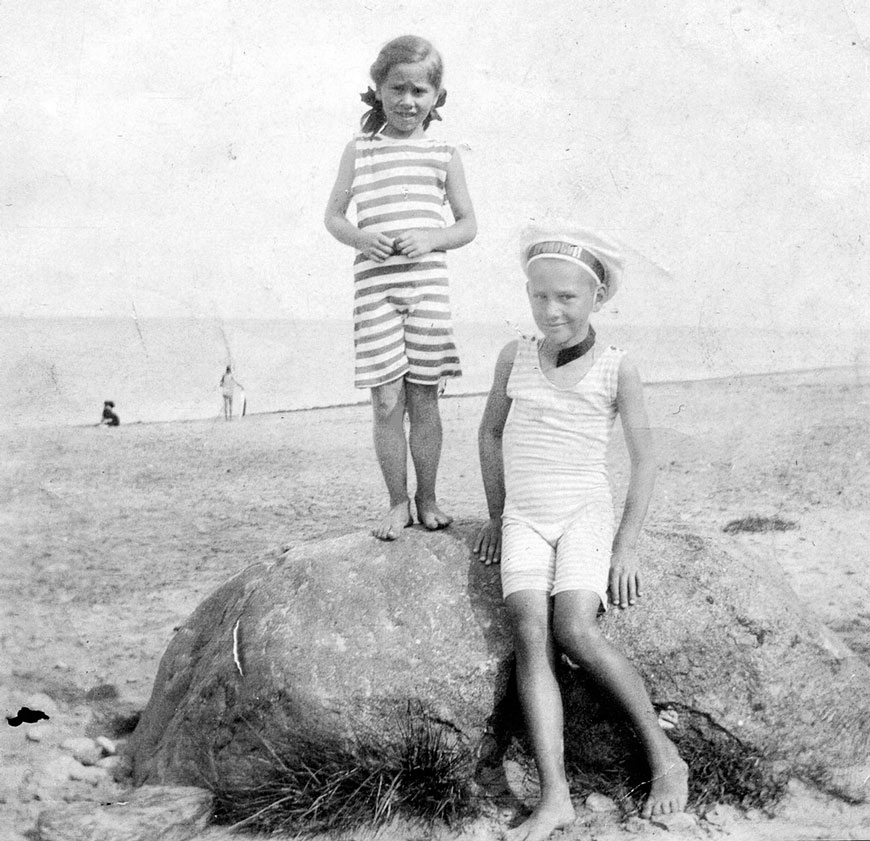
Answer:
2 366 870 840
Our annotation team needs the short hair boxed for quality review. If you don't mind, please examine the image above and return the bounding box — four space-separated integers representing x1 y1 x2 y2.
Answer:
370 35 443 91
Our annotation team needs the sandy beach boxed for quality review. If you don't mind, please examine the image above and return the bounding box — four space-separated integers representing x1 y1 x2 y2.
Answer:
3 366 870 840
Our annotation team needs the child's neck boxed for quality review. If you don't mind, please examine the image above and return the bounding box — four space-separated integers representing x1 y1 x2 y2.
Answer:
379 125 427 140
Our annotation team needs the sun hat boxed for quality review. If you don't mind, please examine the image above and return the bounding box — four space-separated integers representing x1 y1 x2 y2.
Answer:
520 224 626 303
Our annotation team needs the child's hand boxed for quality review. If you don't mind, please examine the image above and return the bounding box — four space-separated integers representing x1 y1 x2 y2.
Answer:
393 229 439 259
358 231 397 263
473 517 502 566
608 546 642 609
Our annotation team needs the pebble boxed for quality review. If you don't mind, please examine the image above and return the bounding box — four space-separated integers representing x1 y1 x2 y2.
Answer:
60 737 103 766
32 755 82 790
585 792 618 812
26 724 52 743
622 816 648 833
651 811 699 832
95 736 117 755
68 764 107 786
703 803 741 826
95 755 123 772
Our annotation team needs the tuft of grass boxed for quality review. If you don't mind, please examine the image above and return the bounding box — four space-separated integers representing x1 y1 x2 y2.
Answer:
667 713 787 812
205 703 473 835
562 704 787 816
723 516 798 534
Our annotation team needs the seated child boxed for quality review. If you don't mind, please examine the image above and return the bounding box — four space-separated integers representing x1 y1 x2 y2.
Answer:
474 224 688 841
100 400 120 427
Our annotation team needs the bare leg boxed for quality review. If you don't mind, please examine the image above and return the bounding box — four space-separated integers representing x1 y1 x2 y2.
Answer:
553 591 688 819
405 381 452 530
370 380 412 540
504 591 576 841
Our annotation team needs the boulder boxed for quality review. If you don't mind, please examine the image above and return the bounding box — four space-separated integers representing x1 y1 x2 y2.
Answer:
128 522 870 807
129 523 511 791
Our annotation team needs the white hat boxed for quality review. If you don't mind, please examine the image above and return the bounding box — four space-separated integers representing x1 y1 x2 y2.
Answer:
520 225 626 303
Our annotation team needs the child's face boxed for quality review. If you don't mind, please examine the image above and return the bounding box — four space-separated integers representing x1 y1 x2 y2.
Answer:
526 259 604 347
376 62 439 138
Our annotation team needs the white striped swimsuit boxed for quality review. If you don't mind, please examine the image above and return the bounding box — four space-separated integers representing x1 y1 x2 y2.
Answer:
501 337 625 602
350 133 461 389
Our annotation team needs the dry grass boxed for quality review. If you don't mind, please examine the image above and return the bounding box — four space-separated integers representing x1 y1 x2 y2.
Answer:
559 704 788 817
205 704 474 836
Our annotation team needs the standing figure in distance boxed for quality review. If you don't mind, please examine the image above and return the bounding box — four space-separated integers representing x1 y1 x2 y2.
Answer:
475 225 688 841
220 366 241 421
324 34 477 540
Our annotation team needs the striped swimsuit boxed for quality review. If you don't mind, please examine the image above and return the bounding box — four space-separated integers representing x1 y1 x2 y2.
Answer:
350 133 461 389
501 337 625 606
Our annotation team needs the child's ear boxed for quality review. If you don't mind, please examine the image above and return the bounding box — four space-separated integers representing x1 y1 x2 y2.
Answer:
592 284 606 311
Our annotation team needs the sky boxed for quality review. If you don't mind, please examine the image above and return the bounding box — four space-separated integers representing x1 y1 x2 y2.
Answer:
2 0 869 332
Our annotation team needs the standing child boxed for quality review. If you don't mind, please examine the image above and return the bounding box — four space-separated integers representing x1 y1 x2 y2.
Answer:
220 366 241 421
474 226 688 841
324 34 477 540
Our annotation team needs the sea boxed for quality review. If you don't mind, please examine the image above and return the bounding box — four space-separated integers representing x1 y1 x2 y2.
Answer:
1 317 867 428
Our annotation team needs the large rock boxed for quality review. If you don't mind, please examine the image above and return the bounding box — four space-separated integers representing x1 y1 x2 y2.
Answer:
129 523 511 790
128 522 870 803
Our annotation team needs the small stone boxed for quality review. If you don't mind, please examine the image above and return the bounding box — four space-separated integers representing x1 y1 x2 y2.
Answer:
96 736 117 755
651 812 699 832
60 736 103 766
26 723 51 743
26 754 83 798
585 792 618 812
657 708 679 730
704 803 741 826
68 764 107 786
622 816 648 833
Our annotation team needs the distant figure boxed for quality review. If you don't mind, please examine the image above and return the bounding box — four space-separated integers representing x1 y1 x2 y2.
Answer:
220 366 242 421
100 400 120 426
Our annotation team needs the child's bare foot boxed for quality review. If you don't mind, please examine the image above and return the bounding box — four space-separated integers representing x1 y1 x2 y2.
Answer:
372 501 413 541
504 792 576 841
641 747 689 819
414 496 453 531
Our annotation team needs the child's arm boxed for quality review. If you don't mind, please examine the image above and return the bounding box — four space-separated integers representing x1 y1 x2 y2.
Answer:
393 149 477 259
324 141 396 263
473 340 517 565
610 355 657 609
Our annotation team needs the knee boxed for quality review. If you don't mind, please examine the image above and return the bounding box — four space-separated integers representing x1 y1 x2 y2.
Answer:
553 618 605 667
510 613 551 658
